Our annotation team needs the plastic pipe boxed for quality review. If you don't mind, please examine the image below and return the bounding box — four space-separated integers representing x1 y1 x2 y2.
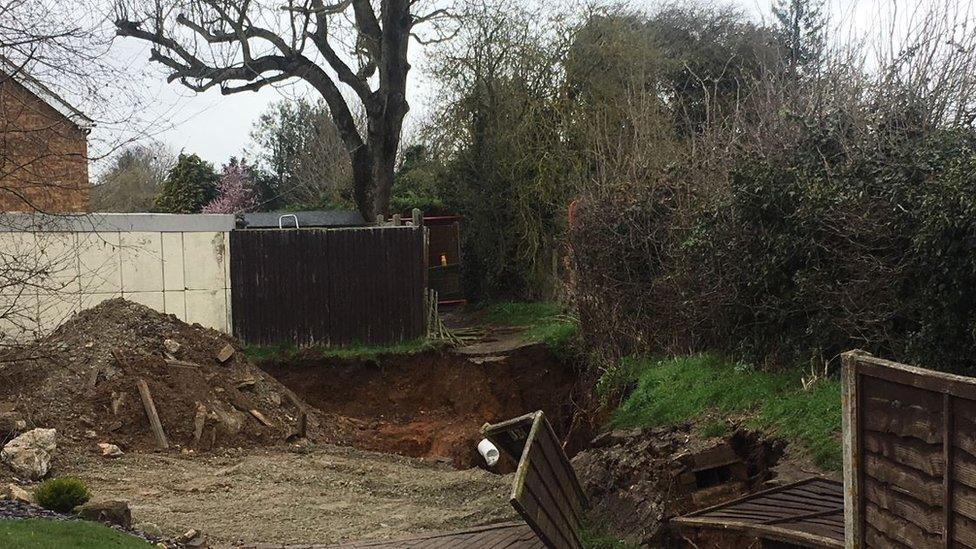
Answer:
478 438 500 467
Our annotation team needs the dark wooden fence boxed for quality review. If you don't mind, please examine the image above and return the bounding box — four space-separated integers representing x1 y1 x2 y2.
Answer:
483 411 588 549
229 227 426 346
843 351 976 548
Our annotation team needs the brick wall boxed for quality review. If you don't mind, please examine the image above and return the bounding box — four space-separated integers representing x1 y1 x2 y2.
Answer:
0 78 90 213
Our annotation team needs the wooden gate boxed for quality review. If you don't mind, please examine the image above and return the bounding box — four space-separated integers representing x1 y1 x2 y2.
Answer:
842 351 976 548
229 227 426 346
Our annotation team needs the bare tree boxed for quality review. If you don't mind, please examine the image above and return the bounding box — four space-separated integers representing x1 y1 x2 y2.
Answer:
113 0 455 219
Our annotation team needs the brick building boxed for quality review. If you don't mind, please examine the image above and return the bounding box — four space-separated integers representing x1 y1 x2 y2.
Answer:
0 64 92 212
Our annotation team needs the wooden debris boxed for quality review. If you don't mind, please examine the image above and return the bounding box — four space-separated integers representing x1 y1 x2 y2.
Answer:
193 403 207 447
216 343 235 363
165 358 202 368
135 378 169 450
249 409 273 427
110 391 127 415
236 377 257 390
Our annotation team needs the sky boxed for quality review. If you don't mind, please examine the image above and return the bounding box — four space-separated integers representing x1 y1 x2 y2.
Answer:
86 0 945 174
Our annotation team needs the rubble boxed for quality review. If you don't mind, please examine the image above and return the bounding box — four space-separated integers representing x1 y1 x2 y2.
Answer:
1 428 57 480
2 483 30 503
0 299 313 454
98 443 124 458
75 499 132 529
572 423 784 546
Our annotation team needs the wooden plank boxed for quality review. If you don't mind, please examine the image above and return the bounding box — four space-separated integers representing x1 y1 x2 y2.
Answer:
842 351 863 549
865 501 942 549
862 477 942 534
862 430 943 477
863 453 943 507
944 393 954 548
135 378 168 450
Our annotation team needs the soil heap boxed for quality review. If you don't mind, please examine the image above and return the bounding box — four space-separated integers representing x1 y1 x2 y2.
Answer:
0 299 308 456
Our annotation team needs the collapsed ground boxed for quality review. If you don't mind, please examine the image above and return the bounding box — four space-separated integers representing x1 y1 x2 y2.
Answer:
0 300 841 547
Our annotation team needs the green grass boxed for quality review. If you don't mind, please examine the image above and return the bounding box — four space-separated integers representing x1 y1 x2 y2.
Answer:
611 354 843 470
243 339 434 362
484 302 579 356
0 519 154 548
580 522 638 549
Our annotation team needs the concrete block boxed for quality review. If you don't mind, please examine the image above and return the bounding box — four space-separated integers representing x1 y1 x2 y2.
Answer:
161 232 185 291
37 293 81 334
120 232 164 293
35 232 80 294
78 232 122 293
185 289 227 332
0 294 38 342
182 232 227 290
123 291 165 313
164 291 187 321
80 292 121 311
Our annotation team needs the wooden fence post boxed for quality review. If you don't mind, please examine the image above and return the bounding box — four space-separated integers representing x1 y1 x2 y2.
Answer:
841 351 863 549
392 213 402 226
412 208 423 227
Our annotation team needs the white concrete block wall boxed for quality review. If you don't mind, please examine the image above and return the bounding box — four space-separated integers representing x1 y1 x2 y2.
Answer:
0 214 235 342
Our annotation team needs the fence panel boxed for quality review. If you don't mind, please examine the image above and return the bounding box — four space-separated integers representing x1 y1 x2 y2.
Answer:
842 352 976 549
230 227 425 346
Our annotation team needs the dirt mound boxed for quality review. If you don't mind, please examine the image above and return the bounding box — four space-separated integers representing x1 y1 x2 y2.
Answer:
258 343 586 469
572 423 784 546
0 299 308 457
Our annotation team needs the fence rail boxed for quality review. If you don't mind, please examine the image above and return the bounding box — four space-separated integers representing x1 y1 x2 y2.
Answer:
229 226 426 346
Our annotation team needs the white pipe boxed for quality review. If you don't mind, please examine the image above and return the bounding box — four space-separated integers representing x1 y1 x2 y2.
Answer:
478 438 500 467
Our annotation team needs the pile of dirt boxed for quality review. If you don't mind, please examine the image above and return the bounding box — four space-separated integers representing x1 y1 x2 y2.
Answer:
258 342 586 469
0 299 309 458
571 422 785 546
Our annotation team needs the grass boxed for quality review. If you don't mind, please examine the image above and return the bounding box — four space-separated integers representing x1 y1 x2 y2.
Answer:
243 338 434 362
483 302 579 356
580 522 638 549
0 519 155 549
610 354 843 470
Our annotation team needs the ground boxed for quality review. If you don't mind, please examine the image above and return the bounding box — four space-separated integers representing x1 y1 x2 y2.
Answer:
65 444 518 548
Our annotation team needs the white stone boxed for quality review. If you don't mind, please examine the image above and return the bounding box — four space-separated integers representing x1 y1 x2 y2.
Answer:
1 428 56 480
2 483 30 503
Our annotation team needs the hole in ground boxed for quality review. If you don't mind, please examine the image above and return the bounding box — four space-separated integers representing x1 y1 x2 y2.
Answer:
257 343 588 470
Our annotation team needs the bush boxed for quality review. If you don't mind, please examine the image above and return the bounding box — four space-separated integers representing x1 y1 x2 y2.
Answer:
34 476 92 513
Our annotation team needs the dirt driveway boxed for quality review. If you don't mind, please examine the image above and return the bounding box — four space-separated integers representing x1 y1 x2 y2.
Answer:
68 444 518 548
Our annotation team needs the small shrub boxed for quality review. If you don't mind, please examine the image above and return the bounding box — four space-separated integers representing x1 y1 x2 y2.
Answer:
34 476 91 513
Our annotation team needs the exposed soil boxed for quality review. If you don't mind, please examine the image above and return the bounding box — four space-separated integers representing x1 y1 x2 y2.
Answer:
257 341 585 470
65 443 518 548
572 421 789 547
0 299 312 462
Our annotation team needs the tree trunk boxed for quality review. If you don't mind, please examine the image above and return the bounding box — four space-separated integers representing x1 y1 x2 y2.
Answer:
351 146 374 221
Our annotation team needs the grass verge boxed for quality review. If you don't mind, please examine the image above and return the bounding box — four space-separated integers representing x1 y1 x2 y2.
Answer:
484 302 579 356
0 519 154 549
244 338 434 362
610 354 842 470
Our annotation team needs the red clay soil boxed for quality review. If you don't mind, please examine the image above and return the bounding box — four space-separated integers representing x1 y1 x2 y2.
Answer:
258 343 582 469
0 299 310 458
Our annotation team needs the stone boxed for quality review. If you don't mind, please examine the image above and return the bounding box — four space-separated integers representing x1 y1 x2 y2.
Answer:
2 483 31 503
1 428 56 480
163 338 181 354
75 500 132 529
176 528 200 543
98 442 124 458
135 522 164 537
216 343 235 363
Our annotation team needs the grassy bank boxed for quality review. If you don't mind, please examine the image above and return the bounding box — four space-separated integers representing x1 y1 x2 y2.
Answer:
0 519 154 549
610 354 842 470
484 302 579 356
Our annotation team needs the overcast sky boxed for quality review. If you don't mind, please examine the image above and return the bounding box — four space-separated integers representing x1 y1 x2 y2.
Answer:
89 0 948 174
